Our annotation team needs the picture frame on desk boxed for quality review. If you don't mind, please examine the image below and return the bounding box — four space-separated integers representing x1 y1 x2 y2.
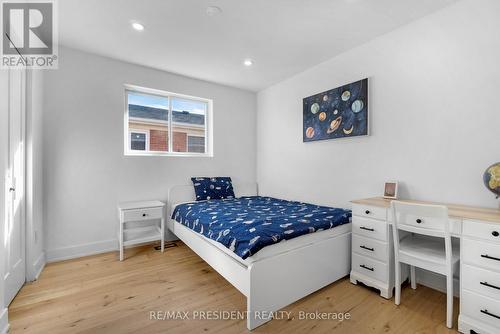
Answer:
383 181 398 199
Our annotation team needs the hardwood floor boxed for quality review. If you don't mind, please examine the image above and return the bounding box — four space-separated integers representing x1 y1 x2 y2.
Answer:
9 243 459 333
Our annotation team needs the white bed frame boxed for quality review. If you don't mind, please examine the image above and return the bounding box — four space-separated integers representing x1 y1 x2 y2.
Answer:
167 183 351 330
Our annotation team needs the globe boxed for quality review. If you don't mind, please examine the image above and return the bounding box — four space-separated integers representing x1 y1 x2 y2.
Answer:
483 162 500 198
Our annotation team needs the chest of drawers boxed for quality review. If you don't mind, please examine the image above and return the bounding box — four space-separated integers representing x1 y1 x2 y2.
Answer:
349 203 398 299
459 220 500 334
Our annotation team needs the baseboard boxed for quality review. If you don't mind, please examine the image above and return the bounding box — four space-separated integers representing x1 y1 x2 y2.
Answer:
46 234 179 263
27 251 46 281
0 308 9 334
33 251 46 278
416 268 459 297
46 230 182 263
46 239 118 262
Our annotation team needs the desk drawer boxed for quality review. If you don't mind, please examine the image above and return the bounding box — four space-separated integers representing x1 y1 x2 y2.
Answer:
462 264 500 300
463 220 500 243
462 289 500 330
123 207 163 222
352 234 388 263
352 204 387 221
463 238 500 273
352 253 388 283
352 216 388 242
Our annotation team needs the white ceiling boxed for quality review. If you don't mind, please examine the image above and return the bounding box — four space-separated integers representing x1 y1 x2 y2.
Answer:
59 0 458 91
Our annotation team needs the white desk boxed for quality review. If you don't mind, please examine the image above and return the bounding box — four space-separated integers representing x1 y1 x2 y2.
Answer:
350 197 500 334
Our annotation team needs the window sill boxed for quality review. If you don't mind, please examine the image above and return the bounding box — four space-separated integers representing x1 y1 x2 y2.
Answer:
124 151 213 158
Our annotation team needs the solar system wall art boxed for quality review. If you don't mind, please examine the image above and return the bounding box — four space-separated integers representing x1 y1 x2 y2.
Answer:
303 78 368 142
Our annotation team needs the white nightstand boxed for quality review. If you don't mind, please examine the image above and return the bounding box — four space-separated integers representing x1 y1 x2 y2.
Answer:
118 200 165 261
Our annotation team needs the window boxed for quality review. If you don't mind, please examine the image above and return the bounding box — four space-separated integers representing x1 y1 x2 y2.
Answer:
188 136 205 153
130 131 148 151
124 85 212 156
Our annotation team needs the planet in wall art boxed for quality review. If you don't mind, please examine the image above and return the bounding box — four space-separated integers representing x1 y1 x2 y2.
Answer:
303 78 368 142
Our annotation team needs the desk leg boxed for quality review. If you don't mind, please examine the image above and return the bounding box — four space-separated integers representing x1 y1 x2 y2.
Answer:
119 218 124 261
161 218 165 253
410 265 417 290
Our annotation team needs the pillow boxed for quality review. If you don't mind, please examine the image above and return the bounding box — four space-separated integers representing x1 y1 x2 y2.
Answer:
191 177 235 201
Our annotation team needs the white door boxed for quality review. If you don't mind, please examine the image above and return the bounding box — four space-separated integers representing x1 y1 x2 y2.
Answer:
4 68 26 305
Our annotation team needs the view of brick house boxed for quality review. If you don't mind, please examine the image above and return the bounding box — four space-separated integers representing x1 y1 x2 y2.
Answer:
128 104 206 153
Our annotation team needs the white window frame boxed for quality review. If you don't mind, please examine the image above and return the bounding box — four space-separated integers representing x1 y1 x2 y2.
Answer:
124 84 213 157
128 129 149 152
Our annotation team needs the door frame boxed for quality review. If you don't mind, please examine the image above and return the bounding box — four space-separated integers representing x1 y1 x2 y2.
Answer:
0 59 11 334
24 69 45 282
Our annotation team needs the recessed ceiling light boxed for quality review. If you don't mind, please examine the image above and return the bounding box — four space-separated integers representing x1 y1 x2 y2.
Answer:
243 59 253 67
206 6 222 16
131 22 144 31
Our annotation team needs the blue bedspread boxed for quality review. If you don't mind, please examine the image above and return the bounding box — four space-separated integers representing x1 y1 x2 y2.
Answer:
172 196 351 259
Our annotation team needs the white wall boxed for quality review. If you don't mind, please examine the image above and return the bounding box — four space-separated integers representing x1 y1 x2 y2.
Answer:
257 0 500 210
26 70 46 280
43 47 256 261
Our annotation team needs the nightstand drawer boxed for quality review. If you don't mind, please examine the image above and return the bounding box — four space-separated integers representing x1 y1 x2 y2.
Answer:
122 207 163 222
352 253 388 283
352 204 387 221
352 234 388 263
352 216 388 242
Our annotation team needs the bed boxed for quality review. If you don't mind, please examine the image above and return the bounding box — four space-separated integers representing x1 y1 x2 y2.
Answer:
167 182 352 330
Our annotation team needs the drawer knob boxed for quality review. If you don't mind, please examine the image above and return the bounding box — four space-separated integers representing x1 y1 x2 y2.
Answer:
493 231 499 237
416 219 422 224
142 213 147 217
365 210 370 214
